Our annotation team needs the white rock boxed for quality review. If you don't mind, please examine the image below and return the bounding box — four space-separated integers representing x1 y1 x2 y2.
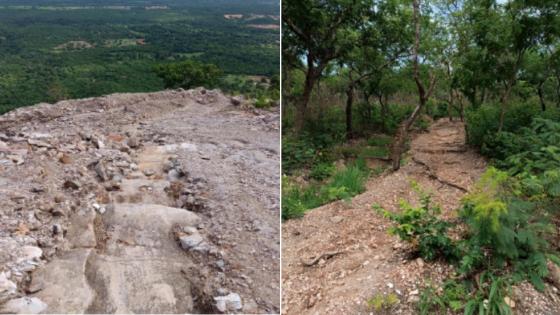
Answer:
18 246 42 263
179 234 203 250
0 272 17 296
183 226 198 234
214 293 242 313
167 169 180 181
0 297 47 314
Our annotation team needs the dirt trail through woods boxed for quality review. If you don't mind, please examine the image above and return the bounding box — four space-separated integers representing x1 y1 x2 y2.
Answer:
0 89 279 314
282 119 488 314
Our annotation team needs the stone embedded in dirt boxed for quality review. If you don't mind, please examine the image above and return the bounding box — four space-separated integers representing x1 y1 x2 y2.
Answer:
51 205 67 217
167 169 181 181
63 179 80 190
330 216 344 224
0 297 48 314
27 139 51 148
183 226 198 234
214 292 243 313
230 96 242 106
58 153 72 164
92 203 106 214
79 131 92 141
30 185 46 193
216 260 225 271
25 279 45 294
143 169 156 177
52 224 63 235
53 195 64 203
91 136 104 149
127 136 139 148
94 161 109 182
0 272 17 300
179 233 203 250
19 246 43 262
8 154 24 165
104 180 121 191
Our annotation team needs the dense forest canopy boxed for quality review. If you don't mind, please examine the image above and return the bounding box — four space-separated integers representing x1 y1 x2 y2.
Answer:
0 0 280 113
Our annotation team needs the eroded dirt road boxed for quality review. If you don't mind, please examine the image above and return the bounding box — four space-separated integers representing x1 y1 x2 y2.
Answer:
0 89 279 314
282 119 560 314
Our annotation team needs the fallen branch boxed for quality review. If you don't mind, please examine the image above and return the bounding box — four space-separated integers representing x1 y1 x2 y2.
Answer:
301 250 344 267
412 157 468 192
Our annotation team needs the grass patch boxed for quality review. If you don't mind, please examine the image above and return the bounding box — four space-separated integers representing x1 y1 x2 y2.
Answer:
282 159 371 220
367 134 393 147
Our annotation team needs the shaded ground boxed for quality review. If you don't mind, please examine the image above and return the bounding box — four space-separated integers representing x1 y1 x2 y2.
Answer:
0 88 279 314
282 119 560 315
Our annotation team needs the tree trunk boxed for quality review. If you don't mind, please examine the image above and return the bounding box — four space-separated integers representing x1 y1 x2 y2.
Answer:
538 82 546 112
346 84 354 139
378 94 388 132
498 81 514 133
447 65 453 122
555 75 560 108
390 0 435 171
498 51 524 133
457 90 465 122
295 59 317 132
479 87 487 106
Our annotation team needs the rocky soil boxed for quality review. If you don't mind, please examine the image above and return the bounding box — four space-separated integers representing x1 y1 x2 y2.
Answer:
0 88 280 314
282 119 560 315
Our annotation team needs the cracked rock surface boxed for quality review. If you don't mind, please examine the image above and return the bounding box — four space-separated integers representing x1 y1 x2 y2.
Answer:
0 88 280 314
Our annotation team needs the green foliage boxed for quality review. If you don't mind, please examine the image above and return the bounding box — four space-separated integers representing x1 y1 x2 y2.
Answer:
366 293 399 313
281 135 317 175
418 280 469 315
309 162 335 181
384 170 559 312
154 60 223 90
481 118 560 173
419 276 513 315
282 160 370 220
460 168 557 288
0 2 279 113
465 102 542 148
377 183 458 261
463 273 513 315
367 135 393 147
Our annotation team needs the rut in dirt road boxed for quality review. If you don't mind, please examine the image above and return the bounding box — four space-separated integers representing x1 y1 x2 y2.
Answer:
0 88 279 314
282 119 487 315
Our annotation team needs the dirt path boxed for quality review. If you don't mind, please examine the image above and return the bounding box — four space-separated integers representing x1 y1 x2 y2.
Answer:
0 89 279 314
282 119 487 314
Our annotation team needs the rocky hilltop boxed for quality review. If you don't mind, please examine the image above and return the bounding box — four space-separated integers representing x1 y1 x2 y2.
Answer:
0 88 280 314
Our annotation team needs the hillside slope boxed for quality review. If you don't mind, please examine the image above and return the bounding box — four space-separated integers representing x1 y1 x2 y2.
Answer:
282 119 560 315
0 88 279 314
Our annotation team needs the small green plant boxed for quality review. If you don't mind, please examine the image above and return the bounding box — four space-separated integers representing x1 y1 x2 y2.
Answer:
309 162 335 181
463 272 513 315
366 293 399 313
418 285 446 315
377 183 457 261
